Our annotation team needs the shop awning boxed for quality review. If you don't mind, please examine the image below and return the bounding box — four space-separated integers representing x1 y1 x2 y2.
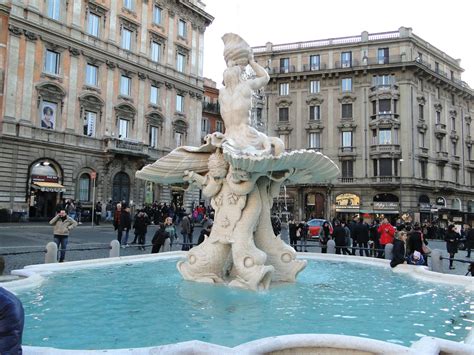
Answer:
32 182 66 193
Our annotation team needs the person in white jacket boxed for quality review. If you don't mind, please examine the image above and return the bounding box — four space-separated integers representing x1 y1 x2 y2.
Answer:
49 209 78 262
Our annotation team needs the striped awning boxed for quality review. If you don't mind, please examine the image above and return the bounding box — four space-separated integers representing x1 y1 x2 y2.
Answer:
32 182 66 192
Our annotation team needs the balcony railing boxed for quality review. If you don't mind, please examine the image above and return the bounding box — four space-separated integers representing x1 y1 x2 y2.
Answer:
370 144 401 153
106 138 148 156
338 147 357 156
436 151 449 160
371 176 401 183
339 177 355 183
203 102 220 114
434 123 447 135
269 65 296 74
302 63 327 71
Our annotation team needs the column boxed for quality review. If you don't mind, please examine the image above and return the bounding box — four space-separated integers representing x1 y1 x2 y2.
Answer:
139 2 148 55
4 33 20 119
191 27 197 76
198 30 204 77
136 78 145 141
167 14 175 65
72 0 83 28
66 55 79 130
105 65 115 136
20 37 37 122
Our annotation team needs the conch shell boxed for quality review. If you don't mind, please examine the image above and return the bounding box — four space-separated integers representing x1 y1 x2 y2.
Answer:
222 33 251 68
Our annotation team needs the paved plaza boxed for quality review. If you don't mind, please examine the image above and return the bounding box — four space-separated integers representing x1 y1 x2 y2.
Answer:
0 222 472 277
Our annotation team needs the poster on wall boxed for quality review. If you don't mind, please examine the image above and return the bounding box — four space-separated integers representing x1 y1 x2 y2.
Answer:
41 101 57 129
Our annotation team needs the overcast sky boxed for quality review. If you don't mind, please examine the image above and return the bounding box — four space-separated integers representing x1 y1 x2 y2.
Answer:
202 0 474 89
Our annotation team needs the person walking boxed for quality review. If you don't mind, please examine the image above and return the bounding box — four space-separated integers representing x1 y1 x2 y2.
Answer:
378 218 395 258
94 201 102 225
288 218 299 251
298 220 309 252
319 221 332 254
180 213 194 250
353 217 370 257
466 224 474 258
49 209 78 262
151 224 170 253
113 203 126 245
66 199 76 221
369 219 380 257
105 200 113 222
163 216 177 249
445 224 460 270
132 209 150 250
333 220 350 255
76 201 83 224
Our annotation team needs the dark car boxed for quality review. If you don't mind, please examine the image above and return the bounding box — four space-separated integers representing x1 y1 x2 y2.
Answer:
307 219 333 238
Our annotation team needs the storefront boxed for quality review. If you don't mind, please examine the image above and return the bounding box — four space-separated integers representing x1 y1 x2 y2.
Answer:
28 160 64 220
335 193 360 221
372 193 400 224
418 195 431 223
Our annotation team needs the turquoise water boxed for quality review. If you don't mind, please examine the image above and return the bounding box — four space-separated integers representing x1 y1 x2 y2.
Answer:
18 259 473 350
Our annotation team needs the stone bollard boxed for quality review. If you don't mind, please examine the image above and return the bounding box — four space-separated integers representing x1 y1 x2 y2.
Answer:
384 243 393 260
109 240 120 258
430 249 443 273
45 242 58 264
327 239 336 254
161 238 171 252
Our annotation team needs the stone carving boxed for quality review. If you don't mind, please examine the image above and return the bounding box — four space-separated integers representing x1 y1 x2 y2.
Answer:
136 34 339 291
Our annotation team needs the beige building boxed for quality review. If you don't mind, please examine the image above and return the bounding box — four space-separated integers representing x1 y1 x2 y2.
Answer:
0 0 213 220
253 27 474 225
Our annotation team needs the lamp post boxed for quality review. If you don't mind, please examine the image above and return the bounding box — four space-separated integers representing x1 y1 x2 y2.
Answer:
399 159 404 220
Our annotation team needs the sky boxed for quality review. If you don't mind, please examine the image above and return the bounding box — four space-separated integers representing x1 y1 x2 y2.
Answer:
201 0 474 89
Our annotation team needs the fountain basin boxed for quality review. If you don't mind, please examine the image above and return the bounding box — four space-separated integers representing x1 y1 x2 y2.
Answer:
3 252 473 354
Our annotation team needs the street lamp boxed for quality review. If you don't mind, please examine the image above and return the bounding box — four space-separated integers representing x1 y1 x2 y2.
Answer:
399 158 404 219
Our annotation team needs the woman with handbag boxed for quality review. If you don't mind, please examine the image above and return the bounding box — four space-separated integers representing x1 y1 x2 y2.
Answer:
445 224 460 270
408 223 429 265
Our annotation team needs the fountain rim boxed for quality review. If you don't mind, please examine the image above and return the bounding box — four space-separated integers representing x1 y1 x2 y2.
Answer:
3 252 473 354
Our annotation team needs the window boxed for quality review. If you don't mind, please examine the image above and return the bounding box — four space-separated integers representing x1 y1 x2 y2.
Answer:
341 160 353 178
151 41 161 62
419 104 424 120
435 61 440 73
454 168 459 183
373 75 393 87
379 129 392 144
47 0 60 20
150 85 159 105
437 137 443 152
308 132 320 149
452 141 457 156
310 80 320 94
419 132 425 148
175 132 184 147
176 94 184 112
279 134 290 148
87 12 100 37
118 118 129 138
451 116 456 131
309 105 320 120
123 0 133 10
177 53 185 72
279 83 289 96
153 5 162 25
451 93 455 106
201 118 209 133
342 131 352 148
379 99 391 113
309 55 320 70
377 48 389 64
83 111 96 137
279 107 289 122
79 174 91 201
420 160 427 179
438 165 444 180
280 58 289 73
178 19 187 37
341 51 352 68
379 158 392 176
44 50 60 75
216 121 224 133
85 64 98 86
149 126 159 148
120 76 131 96
341 78 352 92
341 103 352 118
121 28 132 51
436 111 441 124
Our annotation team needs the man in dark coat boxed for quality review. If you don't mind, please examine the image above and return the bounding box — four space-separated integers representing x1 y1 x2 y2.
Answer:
133 210 150 250
407 223 428 265
152 224 170 253
466 224 474 258
180 213 194 250
113 203 131 246
333 220 350 255
0 287 24 354
391 231 408 268
353 218 370 256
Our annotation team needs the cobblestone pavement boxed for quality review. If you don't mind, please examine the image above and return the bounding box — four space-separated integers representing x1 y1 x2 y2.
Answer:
0 222 472 277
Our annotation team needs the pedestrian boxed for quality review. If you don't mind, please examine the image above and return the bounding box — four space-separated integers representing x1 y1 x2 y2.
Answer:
49 209 78 262
76 201 83 224
353 217 370 257
466 224 474 258
288 218 299 251
151 224 169 253
378 218 395 258
369 219 380 257
319 221 332 254
163 216 177 249
407 222 428 265
333 220 350 255
66 199 76 221
132 209 149 250
94 201 102 225
0 287 24 354
180 213 194 250
445 224 460 270
298 220 309 252
198 223 212 245
390 231 408 268
113 203 125 245
105 200 113 222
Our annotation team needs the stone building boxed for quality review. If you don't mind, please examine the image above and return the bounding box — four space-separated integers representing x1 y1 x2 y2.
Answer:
0 0 213 220
252 27 474 225
201 77 223 143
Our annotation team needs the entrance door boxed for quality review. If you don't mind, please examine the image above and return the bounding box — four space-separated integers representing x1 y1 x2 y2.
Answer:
112 172 130 203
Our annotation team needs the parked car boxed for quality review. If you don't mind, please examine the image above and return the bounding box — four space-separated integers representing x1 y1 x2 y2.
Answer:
307 219 333 238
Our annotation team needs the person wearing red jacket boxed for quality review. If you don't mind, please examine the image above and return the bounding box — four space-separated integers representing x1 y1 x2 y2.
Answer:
378 218 395 258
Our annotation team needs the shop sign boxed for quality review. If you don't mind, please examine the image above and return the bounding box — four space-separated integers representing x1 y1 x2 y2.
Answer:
31 175 58 183
453 216 463 222
436 197 446 207
419 203 431 211
335 193 360 209
373 202 399 210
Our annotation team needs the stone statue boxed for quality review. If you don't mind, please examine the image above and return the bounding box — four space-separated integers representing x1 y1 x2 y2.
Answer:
136 33 339 291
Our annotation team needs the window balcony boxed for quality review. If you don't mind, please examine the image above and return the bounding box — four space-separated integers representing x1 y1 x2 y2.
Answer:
435 151 449 162
434 123 447 136
203 102 220 114
106 138 149 157
335 60 359 69
269 65 296 74
369 144 401 157
302 63 327 72
371 176 401 184
365 55 403 65
338 177 355 183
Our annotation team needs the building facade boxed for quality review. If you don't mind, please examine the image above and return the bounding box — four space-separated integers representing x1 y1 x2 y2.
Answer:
253 27 474 225
0 0 213 220
201 77 223 143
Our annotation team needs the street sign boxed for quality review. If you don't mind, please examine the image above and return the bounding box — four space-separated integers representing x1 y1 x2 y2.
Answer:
91 171 97 179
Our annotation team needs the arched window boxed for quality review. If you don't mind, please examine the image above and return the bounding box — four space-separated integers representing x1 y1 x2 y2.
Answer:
112 172 130 203
79 173 91 201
